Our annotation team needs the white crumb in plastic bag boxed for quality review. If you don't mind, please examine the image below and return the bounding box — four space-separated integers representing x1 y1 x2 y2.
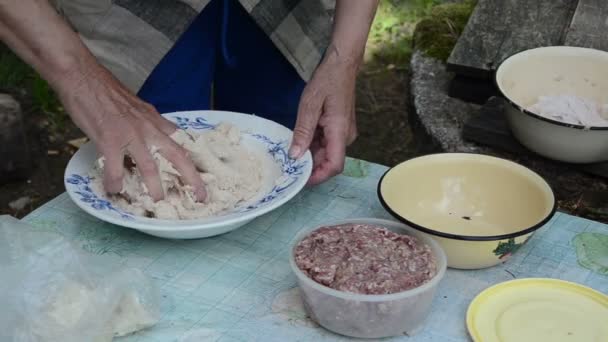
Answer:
108 290 160 337
0 215 160 342
46 282 91 329
43 282 157 340
528 94 608 127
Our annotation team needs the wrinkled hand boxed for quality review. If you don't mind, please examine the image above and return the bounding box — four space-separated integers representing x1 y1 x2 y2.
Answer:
289 49 358 185
57 61 206 202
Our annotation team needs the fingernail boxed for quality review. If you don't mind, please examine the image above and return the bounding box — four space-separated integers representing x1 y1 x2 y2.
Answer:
196 187 207 202
104 180 121 194
289 146 301 159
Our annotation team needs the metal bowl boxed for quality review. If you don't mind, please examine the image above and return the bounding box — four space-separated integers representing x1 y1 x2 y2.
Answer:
496 46 608 163
378 153 556 270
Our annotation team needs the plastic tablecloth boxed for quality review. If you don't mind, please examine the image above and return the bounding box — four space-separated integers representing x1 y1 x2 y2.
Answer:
22 158 608 341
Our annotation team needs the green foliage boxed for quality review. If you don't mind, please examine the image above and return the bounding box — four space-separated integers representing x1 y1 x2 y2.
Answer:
0 46 31 89
31 75 66 131
368 0 476 67
368 0 443 66
413 0 477 62
493 238 523 259
0 45 66 132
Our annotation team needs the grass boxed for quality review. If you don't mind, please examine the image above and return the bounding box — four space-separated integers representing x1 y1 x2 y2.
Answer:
0 44 66 133
413 0 477 62
366 0 476 67
0 48 31 89
366 0 443 67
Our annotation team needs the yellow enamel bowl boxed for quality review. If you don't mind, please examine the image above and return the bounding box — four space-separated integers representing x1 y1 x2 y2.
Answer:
378 153 556 269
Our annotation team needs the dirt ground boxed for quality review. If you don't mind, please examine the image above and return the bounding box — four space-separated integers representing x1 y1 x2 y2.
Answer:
348 65 417 165
0 100 83 218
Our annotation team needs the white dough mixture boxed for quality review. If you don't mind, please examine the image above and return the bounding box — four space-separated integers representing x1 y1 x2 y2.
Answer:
90 123 263 220
528 94 608 127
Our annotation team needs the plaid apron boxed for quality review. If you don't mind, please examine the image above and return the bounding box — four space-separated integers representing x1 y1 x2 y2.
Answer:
52 0 335 91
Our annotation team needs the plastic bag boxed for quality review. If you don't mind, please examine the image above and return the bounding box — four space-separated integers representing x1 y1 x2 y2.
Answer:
0 215 160 342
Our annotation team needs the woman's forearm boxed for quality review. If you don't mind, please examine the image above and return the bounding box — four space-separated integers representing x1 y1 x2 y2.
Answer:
0 1 217 201
327 0 379 69
0 0 96 92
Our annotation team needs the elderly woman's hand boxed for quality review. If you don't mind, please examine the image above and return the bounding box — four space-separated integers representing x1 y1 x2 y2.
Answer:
0 0 206 202
289 46 358 185
288 0 378 186
57 60 207 202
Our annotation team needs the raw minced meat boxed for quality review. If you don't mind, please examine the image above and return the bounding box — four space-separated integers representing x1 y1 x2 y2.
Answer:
294 224 437 295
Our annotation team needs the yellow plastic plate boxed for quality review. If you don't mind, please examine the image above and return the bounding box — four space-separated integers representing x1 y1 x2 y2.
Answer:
466 278 608 342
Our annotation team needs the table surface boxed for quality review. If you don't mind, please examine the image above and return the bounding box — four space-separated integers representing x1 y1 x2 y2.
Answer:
23 158 608 342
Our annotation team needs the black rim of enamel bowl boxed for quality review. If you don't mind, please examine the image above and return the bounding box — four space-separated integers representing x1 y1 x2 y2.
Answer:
494 46 608 131
376 155 558 242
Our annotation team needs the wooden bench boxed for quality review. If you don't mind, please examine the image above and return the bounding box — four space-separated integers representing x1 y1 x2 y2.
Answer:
439 0 608 220
447 0 608 103
450 0 608 179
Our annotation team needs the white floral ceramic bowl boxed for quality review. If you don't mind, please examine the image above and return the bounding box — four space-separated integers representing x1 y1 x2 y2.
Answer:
64 110 313 239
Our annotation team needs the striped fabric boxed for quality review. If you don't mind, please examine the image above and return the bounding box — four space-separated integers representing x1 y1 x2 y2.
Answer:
53 0 335 92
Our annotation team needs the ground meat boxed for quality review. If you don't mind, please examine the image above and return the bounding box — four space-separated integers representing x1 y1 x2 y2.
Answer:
294 224 437 295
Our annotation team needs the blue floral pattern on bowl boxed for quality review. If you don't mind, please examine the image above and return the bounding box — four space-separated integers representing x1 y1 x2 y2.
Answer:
66 115 309 218
65 175 134 220
243 133 306 211
174 116 216 130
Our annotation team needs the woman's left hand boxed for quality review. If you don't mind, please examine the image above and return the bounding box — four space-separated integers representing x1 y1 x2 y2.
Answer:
289 47 359 186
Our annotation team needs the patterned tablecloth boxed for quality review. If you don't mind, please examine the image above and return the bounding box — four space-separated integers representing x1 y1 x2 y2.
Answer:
22 158 608 341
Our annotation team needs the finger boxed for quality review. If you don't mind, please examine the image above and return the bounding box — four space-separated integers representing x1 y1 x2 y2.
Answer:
347 106 358 146
160 140 207 202
290 88 324 159
305 133 324 186
308 127 347 186
145 103 178 136
129 140 164 201
155 114 178 136
309 158 335 186
307 148 328 186
347 127 358 145
133 99 177 136
101 146 125 194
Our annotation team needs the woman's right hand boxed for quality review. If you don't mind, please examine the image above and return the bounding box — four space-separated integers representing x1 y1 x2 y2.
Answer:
56 60 207 202
0 0 206 202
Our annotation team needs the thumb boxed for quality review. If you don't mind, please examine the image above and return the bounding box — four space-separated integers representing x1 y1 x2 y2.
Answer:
290 91 323 159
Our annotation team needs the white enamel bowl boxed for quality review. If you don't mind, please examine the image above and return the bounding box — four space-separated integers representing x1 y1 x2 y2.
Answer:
496 46 608 163
64 110 312 239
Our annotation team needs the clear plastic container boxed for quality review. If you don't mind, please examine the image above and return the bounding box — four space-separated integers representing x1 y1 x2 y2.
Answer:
289 218 447 339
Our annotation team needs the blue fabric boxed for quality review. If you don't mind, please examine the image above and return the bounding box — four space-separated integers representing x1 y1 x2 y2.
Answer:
137 0 306 129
